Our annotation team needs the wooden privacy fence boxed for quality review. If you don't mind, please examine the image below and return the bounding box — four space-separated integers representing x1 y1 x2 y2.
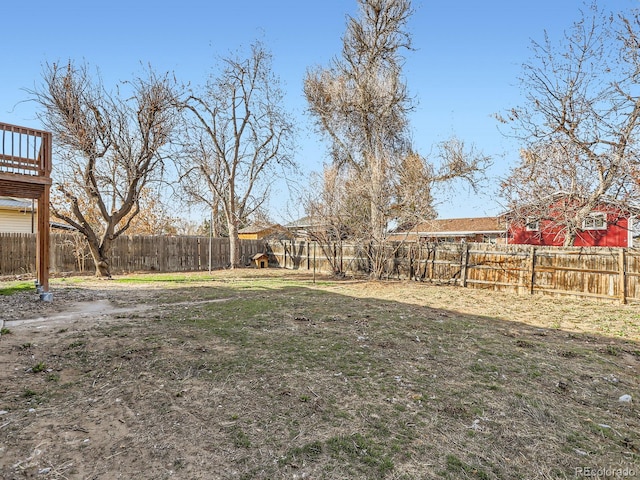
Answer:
265 241 365 274
5 233 639 302
267 240 640 303
0 233 264 276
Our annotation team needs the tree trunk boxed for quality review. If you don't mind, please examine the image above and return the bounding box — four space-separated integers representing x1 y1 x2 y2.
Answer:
212 202 222 238
563 227 578 247
87 242 112 278
369 155 387 279
228 223 241 268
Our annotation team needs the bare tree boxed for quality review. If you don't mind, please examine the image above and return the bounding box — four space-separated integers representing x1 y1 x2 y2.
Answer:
303 137 489 276
31 61 180 277
393 138 490 231
177 42 296 268
500 2 640 245
302 166 360 275
305 0 487 278
305 0 412 278
176 132 229 237
126 187 181 235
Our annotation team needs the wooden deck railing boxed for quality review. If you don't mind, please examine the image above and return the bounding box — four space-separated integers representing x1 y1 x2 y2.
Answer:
0 122 52 178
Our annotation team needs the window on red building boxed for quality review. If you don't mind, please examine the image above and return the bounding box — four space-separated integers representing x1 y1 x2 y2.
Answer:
582 212 607 230
525 218 540 231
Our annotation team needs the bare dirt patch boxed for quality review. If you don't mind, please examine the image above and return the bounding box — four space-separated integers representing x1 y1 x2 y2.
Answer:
1 270 639 479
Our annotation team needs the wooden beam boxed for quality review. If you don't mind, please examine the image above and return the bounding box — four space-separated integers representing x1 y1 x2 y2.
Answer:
0 173 51 199
0 171 52 185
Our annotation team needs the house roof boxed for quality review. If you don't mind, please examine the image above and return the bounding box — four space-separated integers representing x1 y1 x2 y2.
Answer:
51 221 77 231
238 223 277 235
284 215 335 231
285 216 314 229
409 217 506 236
0 196 78 231
0 196 33 211
238 223 292 240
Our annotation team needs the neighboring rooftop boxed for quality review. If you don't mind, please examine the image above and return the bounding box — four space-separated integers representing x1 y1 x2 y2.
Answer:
238 223 275 235
0 196 33 210
284 216 315 229
411 217 506 235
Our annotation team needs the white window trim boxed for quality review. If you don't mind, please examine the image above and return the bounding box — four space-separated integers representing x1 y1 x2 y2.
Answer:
525 218 540 232
582 212 607 231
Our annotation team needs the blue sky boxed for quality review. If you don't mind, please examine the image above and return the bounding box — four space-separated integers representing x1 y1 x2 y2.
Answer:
2 0 638 222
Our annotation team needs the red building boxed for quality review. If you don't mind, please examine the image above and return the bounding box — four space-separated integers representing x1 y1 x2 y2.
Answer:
506 200 636 247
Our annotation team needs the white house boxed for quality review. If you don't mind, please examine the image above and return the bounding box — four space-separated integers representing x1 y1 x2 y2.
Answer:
0 196 36 233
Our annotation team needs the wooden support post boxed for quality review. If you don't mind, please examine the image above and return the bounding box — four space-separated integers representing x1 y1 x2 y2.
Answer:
36 187 50 293
619 248 627 305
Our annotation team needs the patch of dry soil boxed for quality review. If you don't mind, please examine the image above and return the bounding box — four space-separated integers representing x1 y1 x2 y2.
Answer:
0 278 248 479
0 282 176 479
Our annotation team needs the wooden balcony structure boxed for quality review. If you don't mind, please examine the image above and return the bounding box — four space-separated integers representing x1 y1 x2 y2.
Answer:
0 122 52 294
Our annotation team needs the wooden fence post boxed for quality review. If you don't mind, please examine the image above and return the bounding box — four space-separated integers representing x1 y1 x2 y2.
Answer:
428 244 435 281
461 243 470 287
281 241 286 268
408 244 413 280
529 247 536 295
619 248 627 305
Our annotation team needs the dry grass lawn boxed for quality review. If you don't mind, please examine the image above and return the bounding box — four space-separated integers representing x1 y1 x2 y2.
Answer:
0 269 638 479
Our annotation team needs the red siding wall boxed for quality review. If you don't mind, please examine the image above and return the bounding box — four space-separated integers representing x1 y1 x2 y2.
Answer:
508 213 630 247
